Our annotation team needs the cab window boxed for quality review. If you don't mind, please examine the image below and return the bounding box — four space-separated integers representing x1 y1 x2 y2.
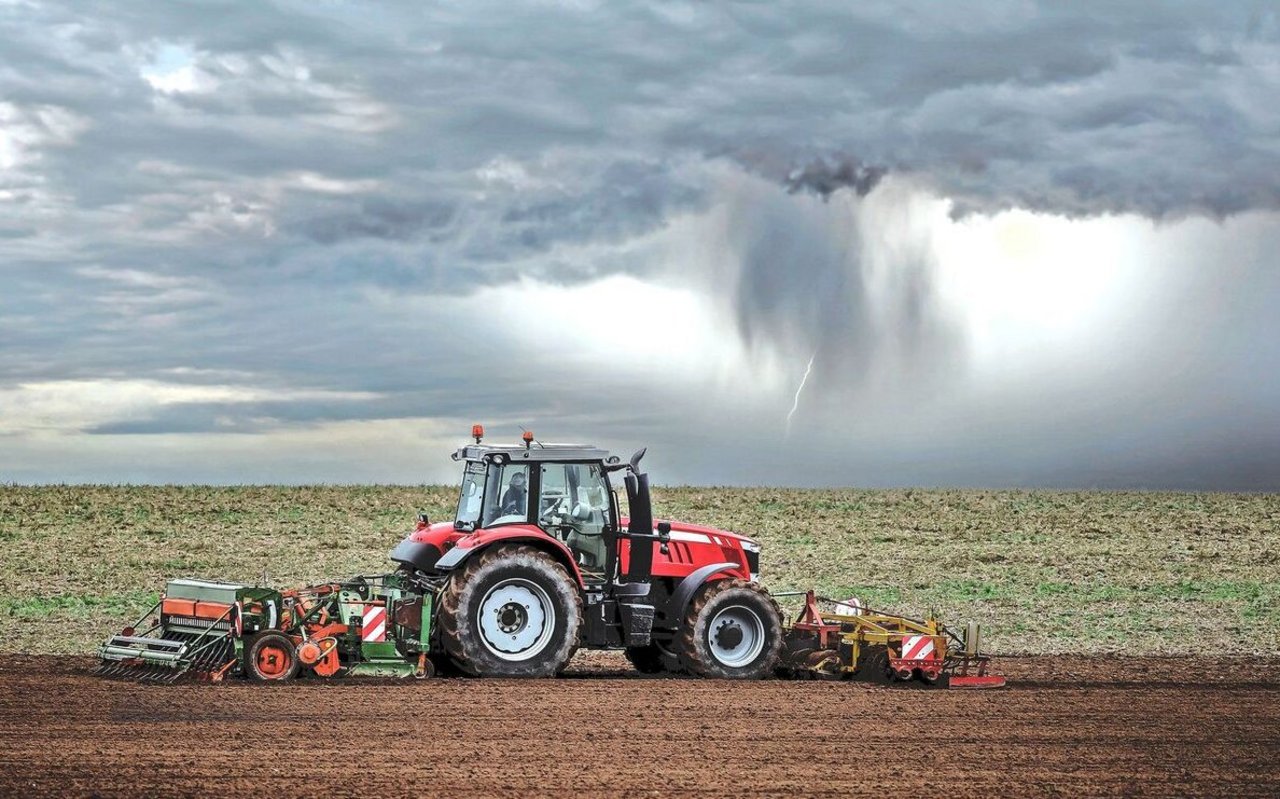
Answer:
538 462 613 571
482 463 530 527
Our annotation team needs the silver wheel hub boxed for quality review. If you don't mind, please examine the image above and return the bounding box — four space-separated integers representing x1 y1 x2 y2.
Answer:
477 579 555 661
708 605 765 668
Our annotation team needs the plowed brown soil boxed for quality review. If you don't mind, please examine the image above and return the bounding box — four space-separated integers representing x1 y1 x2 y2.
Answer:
1 653 1277 798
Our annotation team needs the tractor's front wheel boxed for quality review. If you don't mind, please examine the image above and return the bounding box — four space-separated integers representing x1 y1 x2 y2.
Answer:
438 545 582 677
677 579 782 679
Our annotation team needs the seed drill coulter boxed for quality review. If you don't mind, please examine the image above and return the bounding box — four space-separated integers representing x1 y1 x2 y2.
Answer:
98 428 1004 688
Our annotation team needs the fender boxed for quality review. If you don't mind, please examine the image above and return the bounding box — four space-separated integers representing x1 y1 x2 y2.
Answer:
390 521 460 573
433 525 586 588
668 561 742 623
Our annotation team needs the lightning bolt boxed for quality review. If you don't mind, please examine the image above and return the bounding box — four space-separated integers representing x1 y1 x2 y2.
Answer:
785 352 816 435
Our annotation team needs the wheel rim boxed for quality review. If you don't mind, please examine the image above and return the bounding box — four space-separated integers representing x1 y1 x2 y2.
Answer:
256 643 293 678
477 578 556 661
707 605 765 668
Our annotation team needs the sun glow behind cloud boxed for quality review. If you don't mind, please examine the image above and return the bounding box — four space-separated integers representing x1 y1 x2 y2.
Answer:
935 207 1146 371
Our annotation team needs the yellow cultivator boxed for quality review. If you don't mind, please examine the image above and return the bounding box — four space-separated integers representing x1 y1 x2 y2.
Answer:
774 591 1005 688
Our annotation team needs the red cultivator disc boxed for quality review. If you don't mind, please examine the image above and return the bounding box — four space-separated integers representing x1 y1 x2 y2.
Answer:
255 643 294 679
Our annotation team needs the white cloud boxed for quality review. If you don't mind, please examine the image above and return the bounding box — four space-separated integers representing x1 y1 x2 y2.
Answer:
0 101 88 171
0 379 381 436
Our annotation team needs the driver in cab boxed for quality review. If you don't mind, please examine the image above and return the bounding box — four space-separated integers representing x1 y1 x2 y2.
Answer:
499 471 527 516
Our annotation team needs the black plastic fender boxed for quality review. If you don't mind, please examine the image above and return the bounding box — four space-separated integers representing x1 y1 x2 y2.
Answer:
433 543 472 571
390 538 443 572
669 562 739 622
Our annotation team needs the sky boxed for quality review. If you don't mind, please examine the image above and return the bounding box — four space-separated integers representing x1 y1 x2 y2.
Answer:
1 1 1279 489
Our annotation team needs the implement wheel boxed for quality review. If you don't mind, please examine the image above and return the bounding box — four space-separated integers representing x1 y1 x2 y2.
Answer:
246 632 299 682
677 579 782 679
437 545 582 677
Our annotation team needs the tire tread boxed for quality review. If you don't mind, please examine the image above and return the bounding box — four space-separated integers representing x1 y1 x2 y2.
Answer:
676 578 783 679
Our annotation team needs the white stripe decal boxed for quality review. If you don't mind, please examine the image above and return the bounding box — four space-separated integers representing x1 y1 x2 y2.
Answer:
362 606 387 642
903 635 936 660
666 531 713 544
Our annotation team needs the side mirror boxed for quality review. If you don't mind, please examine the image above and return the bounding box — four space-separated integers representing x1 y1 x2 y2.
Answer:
656 521 671 555
416 512 430 529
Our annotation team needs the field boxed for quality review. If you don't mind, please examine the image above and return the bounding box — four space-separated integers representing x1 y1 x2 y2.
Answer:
2 485 1279 797
2 485 1278 655
1 653 1278 797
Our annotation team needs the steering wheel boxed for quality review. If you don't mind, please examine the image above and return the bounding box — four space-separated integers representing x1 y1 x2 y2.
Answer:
539 497 564 524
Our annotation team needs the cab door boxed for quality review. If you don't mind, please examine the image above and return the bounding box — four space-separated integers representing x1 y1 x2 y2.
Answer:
536 462 613 576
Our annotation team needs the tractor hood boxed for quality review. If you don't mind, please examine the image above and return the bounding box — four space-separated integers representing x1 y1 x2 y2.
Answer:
625 517 761 551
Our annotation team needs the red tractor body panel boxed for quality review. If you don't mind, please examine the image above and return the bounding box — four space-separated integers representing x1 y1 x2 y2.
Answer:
619 517 753 581
403 518 753 585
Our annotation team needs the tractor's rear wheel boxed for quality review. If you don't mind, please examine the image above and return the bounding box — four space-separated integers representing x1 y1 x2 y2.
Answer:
246 632 299 682
437 545 582 677
677 579 782 679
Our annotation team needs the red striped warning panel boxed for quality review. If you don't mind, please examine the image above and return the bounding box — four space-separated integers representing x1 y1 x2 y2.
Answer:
902 634 936 661
362 605 387 642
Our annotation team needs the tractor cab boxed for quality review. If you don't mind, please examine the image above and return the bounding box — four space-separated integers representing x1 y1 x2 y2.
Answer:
391 426 658 589
449 437 622 578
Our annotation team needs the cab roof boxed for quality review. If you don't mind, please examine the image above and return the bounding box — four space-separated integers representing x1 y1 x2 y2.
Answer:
451 443 615 464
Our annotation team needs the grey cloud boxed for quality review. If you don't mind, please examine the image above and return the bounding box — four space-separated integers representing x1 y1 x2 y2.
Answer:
1 1 1279 487
290 197 456 244
783 158 886 200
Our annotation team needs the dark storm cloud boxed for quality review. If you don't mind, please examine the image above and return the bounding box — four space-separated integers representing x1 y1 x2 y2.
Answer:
1 1 1279 486
782 158 887 200
716 176 962 397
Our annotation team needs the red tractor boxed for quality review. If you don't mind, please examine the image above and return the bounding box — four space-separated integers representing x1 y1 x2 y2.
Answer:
391 428 782 678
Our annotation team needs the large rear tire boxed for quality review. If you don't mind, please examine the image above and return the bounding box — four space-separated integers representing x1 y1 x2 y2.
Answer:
437 545 582 677
677 579 782 679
